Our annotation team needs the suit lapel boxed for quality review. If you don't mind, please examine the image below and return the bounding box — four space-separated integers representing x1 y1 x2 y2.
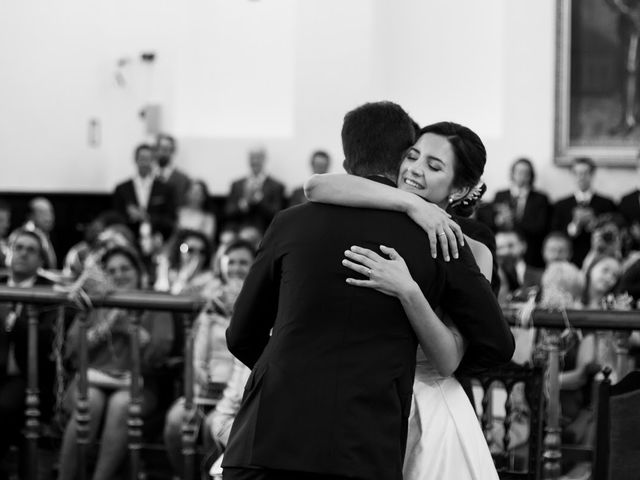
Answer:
125 180 140 207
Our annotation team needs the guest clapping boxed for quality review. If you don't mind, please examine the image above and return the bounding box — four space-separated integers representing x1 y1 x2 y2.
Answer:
57 246 174 480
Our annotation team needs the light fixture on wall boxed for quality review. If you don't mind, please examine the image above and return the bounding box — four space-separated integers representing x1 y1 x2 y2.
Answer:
114 52 156 88
114 57 131 87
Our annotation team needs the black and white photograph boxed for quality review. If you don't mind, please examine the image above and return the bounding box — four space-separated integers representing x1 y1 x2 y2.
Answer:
1 2 640 480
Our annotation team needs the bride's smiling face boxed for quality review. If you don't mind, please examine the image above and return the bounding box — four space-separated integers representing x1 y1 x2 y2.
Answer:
397 133 460 207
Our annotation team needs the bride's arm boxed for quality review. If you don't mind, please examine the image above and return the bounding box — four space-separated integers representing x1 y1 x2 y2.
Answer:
305 173 464 260
343 240 494 376
342 246 463 376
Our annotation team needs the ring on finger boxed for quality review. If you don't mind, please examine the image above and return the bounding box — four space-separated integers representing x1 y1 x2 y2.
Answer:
438 232 447 237
366 268 372 277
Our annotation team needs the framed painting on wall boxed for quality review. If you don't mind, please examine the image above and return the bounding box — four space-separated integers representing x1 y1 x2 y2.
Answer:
555 0 640 166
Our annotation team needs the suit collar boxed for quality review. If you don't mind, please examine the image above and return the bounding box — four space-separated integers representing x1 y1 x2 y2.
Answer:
574 190 593 205
365 175 397 187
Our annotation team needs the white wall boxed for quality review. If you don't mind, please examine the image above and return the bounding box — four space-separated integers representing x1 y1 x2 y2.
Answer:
1 0 639 199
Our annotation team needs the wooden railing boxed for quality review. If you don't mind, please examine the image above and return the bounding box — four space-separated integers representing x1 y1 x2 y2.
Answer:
501 306 639 480
1 286 639 480
0 286 204 480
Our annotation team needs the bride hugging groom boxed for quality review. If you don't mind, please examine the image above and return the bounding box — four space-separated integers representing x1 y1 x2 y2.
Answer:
222 101 515 480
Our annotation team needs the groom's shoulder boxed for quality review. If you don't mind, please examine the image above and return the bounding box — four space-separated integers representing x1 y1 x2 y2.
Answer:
277 201 416 224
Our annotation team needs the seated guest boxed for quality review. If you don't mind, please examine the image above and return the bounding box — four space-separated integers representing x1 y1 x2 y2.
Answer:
24 196 57 269
154 229 213 295
177 179 216 240
557 254 622 479
57 246 174 480
542 231 573 267
580 212 627 272
289 150 331 207
491 157 550 267
0 200 10 269
496 229 543 302
206 358 251 451
0 226 57 480
224 148 285 233
618 256 640 307
155 133 192 207
62 211 127 279
113 144 177 248
550 157 617 267
163 239 255 478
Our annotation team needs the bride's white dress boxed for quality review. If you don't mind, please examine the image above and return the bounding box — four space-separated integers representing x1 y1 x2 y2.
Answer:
403 349 499 480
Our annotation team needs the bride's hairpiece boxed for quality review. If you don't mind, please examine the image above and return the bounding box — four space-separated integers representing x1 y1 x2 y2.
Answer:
460 180 486 207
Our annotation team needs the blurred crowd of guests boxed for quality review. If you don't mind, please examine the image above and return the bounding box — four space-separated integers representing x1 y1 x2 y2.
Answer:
478 156 640 480
2 134 640 480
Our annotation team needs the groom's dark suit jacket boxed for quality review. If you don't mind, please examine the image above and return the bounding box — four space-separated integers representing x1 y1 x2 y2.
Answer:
223 177 514 480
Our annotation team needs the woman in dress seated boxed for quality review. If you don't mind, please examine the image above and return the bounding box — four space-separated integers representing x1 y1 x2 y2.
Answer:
163 239 256 479
57 245 174 480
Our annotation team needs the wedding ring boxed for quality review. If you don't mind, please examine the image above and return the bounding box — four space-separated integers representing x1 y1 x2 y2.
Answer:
438 232 446 237
366 268 372 277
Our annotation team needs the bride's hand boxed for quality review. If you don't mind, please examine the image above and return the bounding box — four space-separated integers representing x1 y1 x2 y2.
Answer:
406 196 464 261
342 245 418 298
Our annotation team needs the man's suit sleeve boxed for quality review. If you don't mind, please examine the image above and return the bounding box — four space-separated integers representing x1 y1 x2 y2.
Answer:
517 192 550 237
224 180 244 218
226 213 282 369
549 200 567 233
442 246 515 374
113 184 128 220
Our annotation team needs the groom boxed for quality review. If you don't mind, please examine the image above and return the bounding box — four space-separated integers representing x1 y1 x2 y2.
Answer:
223 102 514 480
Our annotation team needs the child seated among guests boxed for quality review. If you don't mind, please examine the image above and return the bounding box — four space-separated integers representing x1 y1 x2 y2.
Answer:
163 239 255 479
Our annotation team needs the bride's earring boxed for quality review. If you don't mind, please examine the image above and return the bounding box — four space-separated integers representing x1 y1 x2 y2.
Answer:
448 195 455 205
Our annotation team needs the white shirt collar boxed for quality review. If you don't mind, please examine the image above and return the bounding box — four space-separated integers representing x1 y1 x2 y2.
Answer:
159 166 174 181
248 172 267 183
511 186 530 198
574 190 593 204
133 174 154 210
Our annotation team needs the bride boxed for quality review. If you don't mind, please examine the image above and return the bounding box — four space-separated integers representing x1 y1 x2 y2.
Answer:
305 121 500 479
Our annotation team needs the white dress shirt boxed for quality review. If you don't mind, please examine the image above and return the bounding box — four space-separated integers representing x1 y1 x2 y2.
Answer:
133 174 154 211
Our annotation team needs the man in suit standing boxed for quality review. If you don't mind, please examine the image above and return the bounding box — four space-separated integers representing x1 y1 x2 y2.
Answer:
224 148 285 234
0 226 57 480
550 157 617 267
618 154 640 250
24 197 58 269
289 150 332 207
222 102 514 480
113 144 176 244
491 158 550 268
496 229 543 302
155 133 192 206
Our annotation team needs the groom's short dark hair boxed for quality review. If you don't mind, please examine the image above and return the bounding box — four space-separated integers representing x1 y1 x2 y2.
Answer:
341 101 417 179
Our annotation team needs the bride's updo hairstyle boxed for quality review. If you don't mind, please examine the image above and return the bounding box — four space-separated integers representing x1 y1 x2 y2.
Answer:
420 122 487 217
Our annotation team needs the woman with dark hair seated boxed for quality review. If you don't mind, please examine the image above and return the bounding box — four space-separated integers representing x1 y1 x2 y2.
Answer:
177 180 217 240
163 239 256 479
155 229 214 295
57 245 174 480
